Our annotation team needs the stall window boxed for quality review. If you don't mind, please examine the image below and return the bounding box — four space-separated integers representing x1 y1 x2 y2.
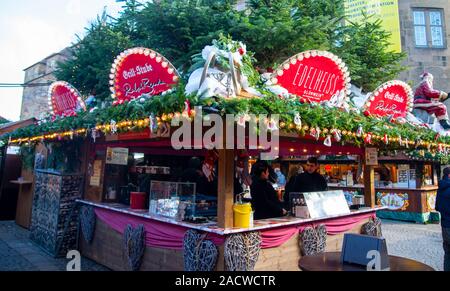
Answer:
413 8 446 48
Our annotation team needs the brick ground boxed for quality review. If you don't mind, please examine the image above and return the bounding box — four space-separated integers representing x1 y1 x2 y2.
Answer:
381 219 444 271
0 219 446 271
0 221 109 271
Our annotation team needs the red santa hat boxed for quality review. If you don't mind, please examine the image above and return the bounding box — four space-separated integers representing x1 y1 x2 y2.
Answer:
420 72 433 80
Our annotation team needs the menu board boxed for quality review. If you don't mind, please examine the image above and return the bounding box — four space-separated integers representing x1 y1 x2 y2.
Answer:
303 190 351 219
365 147 378 166
397 164 410 187
89 160 102 187
106 147 129 165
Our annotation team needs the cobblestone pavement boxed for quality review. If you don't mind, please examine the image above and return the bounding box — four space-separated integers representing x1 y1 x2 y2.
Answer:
0 221 109 271
381 219 444 271
0 219 446 271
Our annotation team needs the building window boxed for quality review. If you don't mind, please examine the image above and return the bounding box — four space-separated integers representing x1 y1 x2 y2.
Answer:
413 8 446 48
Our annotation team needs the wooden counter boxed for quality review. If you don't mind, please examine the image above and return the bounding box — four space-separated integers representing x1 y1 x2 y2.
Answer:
78 200 383 271
328 184 439 223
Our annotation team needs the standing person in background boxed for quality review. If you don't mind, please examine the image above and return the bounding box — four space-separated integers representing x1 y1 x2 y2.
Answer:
250 160 287 220
284 165 299 209
291 157 328 193
274 168 286 187
436 167 450 271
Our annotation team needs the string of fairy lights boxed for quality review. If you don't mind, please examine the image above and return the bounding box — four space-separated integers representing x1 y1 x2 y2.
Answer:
9 109 450 155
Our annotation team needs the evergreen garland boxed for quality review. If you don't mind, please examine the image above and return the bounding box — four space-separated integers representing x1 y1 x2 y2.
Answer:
4 85 450 154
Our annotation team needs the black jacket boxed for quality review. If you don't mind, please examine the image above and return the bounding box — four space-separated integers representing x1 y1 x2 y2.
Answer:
291 172 328 194
250 178 284 220
437 177 450 227
283 172 327 210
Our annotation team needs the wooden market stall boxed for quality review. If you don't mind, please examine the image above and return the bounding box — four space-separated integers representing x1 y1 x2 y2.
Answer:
325 152 440 223
75 132 381 271
5 42 449 271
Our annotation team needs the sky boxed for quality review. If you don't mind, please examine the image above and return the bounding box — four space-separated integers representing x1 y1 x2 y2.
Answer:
0 0 125 122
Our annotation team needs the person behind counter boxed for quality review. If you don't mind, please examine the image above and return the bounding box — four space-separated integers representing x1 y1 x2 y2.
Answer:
289 157 328 194
180 157 217 196
250 160 288 220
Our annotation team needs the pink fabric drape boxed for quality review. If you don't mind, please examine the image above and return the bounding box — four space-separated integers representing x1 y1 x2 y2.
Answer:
259 212 375 248
95 208 225 250
94 208 375 250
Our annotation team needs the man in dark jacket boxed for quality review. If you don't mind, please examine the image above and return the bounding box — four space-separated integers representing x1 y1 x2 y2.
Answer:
437 167 450 271
250 160 287 220
290 157 328 193
284 157 327 210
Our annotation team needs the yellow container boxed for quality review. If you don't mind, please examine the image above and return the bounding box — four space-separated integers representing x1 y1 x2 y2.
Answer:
233 203 252 228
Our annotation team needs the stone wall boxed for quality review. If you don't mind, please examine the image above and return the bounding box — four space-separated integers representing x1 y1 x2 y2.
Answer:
20 49 72 120
399 0 450 93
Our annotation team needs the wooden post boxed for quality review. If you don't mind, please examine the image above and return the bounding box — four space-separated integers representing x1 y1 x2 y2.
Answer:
363 161 376 208
217 149 235 229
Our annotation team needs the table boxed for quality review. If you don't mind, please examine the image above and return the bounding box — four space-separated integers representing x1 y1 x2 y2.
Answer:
299 252 434 271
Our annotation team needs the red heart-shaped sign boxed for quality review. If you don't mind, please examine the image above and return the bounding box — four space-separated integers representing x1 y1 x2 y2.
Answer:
363 80 413 118
110 47 180 103
48 81 86 117
270 50 351 104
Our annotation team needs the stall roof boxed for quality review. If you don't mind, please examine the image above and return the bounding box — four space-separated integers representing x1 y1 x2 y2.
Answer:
0 118 36 137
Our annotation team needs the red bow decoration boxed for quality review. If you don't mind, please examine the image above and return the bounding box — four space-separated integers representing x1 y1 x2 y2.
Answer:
203 149 219 182
364 133 372 144
184 99 191 117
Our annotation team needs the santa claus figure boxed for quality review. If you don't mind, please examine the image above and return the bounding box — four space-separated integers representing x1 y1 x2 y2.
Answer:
414 72 450 129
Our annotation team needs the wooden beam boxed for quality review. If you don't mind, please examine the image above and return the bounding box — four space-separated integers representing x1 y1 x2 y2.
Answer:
217 148 235 228
363 162 375 208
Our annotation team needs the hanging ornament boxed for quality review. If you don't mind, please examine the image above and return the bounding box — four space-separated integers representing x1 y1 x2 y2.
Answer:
310 127 321 140
149 114 158 134
183 99 191 117
57 134 62 141
294 113 302 127
415 139 422 149
267 118 278 131
110 120 118 134
398 135 403 146
405 138 409 149
364 133 372 144
237 114 246 127
70 131 74 140
427 143 431 151
356 125 364 137
324 135 332 147
331 129 341 142
237 113 251 127
91 128 98 143
439 144 443 153
383 134 389 145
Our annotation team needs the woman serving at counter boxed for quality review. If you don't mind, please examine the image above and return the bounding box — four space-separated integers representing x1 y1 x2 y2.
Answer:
250 160 288 220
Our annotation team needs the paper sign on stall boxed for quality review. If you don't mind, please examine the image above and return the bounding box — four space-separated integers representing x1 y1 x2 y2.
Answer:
303 190 351 219
90 160 102 187
106 147 129 165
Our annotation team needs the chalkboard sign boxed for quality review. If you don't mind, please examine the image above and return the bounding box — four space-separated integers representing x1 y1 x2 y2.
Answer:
303 190 351 219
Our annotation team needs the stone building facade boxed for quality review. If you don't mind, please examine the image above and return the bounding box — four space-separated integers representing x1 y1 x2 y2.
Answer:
399 0 450 92
20 48 72 120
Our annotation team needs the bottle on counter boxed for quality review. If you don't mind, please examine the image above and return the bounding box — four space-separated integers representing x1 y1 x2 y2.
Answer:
346 170 354 186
